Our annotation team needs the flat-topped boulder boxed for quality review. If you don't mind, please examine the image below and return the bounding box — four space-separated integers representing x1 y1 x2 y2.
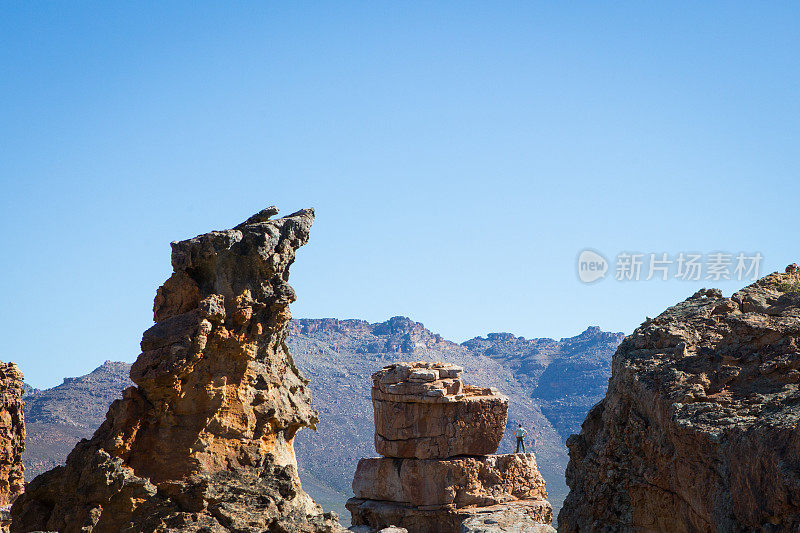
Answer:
372 362 508 458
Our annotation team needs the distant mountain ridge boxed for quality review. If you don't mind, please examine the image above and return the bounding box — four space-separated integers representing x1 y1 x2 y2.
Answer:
464 326 625 440
23 360 134 478
21 317 623 524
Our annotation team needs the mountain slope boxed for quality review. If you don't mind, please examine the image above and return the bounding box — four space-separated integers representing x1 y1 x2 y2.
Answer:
288 317 623 522
23 361 133 478
463 326 625 440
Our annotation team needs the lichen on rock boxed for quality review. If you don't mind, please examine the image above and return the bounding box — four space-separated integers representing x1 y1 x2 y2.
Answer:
11 207 345 532
559 266 800 532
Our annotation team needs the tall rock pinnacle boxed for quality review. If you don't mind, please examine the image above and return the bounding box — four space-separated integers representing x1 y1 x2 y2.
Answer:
11 207 344 532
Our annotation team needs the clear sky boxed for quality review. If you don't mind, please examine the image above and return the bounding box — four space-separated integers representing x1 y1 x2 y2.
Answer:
2 2 798 388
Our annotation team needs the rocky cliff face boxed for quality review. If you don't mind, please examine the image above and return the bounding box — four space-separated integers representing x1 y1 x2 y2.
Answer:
348 362 554 533
559 267 800 532
0 362 25 506
11 207 343 533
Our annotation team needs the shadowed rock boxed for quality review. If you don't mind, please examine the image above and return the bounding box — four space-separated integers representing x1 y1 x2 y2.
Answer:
11 208 344 533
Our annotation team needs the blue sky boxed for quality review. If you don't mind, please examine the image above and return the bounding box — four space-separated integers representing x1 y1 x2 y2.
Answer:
2 2 798 388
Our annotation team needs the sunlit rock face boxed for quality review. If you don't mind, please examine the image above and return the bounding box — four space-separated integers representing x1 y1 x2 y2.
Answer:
349 361 554 533
11 207 345 533
0 362 25 506
559 266 800 532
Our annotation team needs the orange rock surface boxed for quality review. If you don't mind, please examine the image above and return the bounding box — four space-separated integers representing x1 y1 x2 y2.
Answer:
11 207 344 533
0 362 24 506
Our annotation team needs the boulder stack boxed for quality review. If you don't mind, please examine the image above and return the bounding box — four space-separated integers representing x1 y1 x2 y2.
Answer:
348 361 554 533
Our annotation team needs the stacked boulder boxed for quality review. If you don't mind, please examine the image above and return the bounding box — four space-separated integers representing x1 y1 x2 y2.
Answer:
347 362 553 533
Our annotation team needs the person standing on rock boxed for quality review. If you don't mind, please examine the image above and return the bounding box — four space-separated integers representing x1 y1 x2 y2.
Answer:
514 423 528 453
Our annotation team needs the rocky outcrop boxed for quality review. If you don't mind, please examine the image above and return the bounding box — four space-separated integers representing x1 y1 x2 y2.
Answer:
559 267 800 532
349 362 553 533
11 207 344 533
0 363 25 506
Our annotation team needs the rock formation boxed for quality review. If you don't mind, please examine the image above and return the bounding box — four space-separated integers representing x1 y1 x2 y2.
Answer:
371 362 508 459
11 207 344 532
348 361 553 533
0 362 25 505
559 267 800 532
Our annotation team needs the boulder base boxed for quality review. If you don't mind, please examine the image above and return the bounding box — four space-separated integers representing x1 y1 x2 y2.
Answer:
352 454 547 507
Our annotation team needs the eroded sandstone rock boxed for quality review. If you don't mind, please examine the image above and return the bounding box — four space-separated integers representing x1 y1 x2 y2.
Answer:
559 268 800 532
372 362 508 458
11 207 344 533
0 362 25 507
